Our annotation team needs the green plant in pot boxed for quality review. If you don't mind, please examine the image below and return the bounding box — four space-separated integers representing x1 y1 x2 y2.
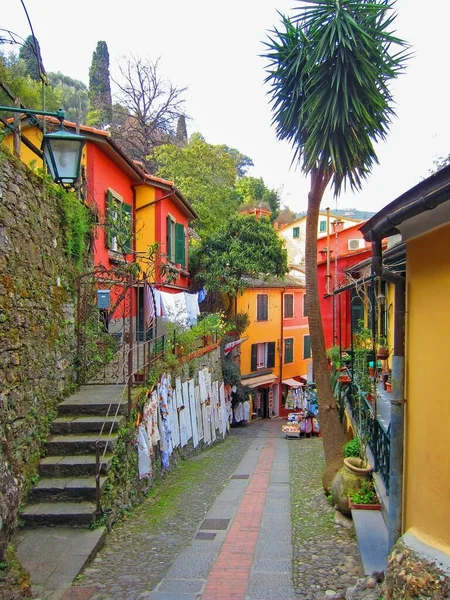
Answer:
348 478 381 509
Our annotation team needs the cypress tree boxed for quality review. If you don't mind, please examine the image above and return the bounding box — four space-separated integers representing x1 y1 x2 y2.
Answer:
88 41 112 127
18 35 44 81
176 115 188 145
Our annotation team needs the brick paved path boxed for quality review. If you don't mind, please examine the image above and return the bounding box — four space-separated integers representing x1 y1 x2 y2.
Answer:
68 419 369 600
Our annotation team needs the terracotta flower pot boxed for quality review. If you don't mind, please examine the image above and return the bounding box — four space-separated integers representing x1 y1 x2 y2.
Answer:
343 457 372 478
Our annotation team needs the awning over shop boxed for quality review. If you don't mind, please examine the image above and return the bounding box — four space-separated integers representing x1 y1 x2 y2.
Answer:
242 373 278 388
282 378 304 388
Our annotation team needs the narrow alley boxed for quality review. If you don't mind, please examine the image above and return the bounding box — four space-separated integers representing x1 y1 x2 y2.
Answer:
60 420 368 600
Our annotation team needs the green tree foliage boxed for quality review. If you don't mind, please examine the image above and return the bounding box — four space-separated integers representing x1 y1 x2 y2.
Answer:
88 41 112 127
154 133 242 238
235 175 280 217
263 0 409 484
18 35 43 81
0 50 61 111
48 72 89 123
190 213 288 302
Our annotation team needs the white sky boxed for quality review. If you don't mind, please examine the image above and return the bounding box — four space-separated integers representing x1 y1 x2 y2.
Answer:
3 0 450 214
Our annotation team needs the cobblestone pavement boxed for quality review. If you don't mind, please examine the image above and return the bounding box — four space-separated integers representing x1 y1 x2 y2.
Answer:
70 421 384 600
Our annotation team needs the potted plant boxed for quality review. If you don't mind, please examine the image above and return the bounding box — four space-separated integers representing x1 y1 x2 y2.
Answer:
348 478 381 510
376 338 390 360
134 369 145 383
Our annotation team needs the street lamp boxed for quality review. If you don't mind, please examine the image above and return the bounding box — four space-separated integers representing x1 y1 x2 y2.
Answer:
0 106 85 188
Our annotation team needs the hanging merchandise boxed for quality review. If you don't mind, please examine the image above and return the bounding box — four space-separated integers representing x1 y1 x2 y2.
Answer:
195 385 204 441
182 380 193 441
220 383 228 438
135 423 152 479
188 380 199 448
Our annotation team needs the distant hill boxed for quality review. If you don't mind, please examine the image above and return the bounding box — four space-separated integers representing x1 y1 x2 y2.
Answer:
296 208 375 221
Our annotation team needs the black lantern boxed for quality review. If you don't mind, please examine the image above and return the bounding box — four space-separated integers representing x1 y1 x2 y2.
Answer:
0 105 85 189
42 127 85 188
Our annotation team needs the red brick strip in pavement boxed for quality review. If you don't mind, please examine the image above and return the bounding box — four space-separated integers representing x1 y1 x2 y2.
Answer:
201 436 277 600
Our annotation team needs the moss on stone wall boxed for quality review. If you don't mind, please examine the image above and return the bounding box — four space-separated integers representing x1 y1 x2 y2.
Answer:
0 151 93 558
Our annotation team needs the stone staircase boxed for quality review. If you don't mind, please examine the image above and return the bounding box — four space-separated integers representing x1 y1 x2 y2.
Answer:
21 385 128 528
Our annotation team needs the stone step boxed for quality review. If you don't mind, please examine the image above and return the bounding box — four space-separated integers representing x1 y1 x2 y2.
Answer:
351 508 389 575
39 454 114 477
46 434 118 456
57 386 128 417
20 501 98 527
30 476 107 502
51 415 125 435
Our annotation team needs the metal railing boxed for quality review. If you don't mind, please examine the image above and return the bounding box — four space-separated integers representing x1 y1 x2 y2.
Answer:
343 379 390 493
93 330 219 514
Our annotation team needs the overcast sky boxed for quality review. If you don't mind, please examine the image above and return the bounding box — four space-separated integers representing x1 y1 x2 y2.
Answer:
3 0 449 214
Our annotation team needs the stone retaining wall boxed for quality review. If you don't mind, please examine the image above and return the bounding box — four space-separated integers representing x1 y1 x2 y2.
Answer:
0 153 84 558
384 537 450 599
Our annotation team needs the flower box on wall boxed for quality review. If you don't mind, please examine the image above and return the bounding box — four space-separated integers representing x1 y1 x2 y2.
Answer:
348 498 381 511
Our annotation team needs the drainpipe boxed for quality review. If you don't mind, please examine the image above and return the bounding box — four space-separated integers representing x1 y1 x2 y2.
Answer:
279 288 285 414
371 239 405 551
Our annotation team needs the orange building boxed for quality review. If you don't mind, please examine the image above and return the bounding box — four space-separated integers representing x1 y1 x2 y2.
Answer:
237 276 311 418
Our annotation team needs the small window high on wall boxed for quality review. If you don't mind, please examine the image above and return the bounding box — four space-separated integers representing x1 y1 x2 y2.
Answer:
257 294 268 321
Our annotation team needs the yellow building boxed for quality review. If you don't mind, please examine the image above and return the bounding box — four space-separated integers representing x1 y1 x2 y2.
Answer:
236 276 311 418
360 163 450 591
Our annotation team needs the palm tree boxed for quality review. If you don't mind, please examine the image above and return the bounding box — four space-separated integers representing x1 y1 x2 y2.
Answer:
264 0 409 489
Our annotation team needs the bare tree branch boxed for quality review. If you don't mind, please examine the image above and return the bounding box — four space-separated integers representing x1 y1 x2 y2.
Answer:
110 55 188 168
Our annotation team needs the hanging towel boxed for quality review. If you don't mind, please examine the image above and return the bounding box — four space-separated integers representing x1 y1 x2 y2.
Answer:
160 291 189 327
184 293 200 326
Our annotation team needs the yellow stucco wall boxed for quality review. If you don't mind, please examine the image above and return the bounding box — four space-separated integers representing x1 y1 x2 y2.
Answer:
3 126 44 169
135 185 156 263
404 224 450 554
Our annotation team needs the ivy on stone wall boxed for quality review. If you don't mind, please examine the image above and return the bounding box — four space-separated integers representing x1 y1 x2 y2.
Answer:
46 179 94 272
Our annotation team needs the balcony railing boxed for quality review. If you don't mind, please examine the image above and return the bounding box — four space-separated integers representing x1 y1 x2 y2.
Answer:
341 378 390 493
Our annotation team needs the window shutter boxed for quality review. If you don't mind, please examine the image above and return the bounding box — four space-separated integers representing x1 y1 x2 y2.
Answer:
284 338 294 363
106 190 113 248
251 344 257 371
257 295 268 321
284 294 293 318
167 215 173 261
267 342 275 368
175 223 185 266
122 202 132 254
303 335 311 359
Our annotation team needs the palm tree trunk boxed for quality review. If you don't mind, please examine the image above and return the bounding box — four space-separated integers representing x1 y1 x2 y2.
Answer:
305 169 347 490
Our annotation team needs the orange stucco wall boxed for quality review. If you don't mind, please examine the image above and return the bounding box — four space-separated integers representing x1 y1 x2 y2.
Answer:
86 143 135 268
404 224 450 554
